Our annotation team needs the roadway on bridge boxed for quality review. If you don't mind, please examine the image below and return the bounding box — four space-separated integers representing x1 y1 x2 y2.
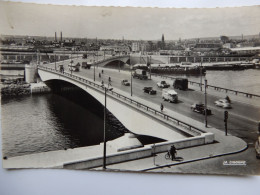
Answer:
43 57 259 145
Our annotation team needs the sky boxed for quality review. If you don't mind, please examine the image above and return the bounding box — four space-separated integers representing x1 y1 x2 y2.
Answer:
0 1 260 40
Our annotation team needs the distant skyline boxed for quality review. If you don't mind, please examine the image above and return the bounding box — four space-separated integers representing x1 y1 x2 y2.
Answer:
0 2 260 41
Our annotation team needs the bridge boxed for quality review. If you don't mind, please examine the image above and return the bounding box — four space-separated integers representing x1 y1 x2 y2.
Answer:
6 56 256 169
38 65 213 142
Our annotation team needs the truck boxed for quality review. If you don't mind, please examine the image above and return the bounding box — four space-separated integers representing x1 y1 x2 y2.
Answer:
132 69 148 80
162 89 178 103
173 78 188 90
157 81 170 88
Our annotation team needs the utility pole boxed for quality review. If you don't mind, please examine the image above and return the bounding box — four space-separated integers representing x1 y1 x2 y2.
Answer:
204 79 208 127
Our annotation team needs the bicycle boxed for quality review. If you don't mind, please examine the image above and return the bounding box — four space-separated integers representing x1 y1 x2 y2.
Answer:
165 150 176 160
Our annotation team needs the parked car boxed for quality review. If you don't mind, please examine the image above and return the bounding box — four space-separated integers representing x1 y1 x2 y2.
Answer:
255 136 260 159
143 87 157 95
214 99 232 108
157 81 170 88
121 79 130 86
191 103 212 115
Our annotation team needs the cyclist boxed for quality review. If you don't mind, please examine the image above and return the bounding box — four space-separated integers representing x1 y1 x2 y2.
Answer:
170 145 176 160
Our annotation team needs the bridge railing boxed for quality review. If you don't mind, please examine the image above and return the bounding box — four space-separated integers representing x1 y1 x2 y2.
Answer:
38 66 205 136
151 73 260 99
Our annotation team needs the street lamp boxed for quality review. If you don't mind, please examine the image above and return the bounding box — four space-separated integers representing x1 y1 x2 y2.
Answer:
204 79 208 127
54 54 57 70
94 53 96 81
103 84 113 170
200 62 203 91
149 56 152 80
131 64 133 96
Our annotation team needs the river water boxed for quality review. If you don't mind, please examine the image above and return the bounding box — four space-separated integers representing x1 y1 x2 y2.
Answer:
1 69 259 157
1 88 163 157
188 69 260 95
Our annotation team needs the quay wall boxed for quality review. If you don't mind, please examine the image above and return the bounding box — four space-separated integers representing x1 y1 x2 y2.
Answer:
63 134 213 170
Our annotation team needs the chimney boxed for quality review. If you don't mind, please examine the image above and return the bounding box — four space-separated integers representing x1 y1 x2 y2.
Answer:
60 31 62 42
55 32 57 41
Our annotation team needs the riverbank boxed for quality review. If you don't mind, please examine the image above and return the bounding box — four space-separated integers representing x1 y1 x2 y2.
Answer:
1 83 31 96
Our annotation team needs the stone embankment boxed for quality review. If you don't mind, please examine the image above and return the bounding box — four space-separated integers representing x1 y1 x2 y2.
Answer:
1 83 31 96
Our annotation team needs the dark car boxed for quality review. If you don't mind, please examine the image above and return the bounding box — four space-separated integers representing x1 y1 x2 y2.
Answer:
143 87 157 95
191 103 212 115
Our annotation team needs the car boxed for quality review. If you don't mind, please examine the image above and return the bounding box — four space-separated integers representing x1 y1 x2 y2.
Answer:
157 81 170 88
214 99 232 108
143 87 157 95
255 136 260 159
191 103 212 115
121 79 130 86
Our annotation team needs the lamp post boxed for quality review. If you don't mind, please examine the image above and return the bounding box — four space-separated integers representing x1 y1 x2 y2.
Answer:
94 53 96 81
149 56 152 80
55 54 57 70
200 62 203 91
131 64 133 96
204 79 208 127
103 84 113 170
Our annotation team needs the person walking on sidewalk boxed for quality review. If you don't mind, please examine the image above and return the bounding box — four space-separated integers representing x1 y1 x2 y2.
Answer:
160 103 164 112
170 145 176 161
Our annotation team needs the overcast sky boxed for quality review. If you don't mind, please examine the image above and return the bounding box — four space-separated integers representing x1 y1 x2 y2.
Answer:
0 1 259 40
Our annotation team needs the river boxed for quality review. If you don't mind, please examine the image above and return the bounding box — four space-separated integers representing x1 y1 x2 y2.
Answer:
1 89 163 157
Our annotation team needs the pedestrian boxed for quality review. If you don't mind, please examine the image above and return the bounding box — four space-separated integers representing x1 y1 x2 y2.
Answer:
225 95 231 103
99 73 101 78
170 145 176 161
160 103 164 112
108 77 112 86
